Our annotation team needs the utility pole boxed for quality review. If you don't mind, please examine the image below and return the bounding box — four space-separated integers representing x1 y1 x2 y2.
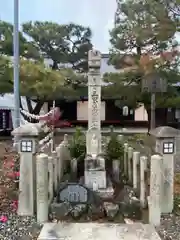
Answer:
13 0 20 130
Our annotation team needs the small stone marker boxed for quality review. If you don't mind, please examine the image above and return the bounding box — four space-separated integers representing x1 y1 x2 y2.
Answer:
58 183 88 204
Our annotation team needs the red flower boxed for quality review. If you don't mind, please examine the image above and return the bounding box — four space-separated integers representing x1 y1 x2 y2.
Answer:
11 200 18 211
0 215 8 223
14 171 20 177
6 172 15 178
54 120 71 128
4 161 15 168
6 171 20 178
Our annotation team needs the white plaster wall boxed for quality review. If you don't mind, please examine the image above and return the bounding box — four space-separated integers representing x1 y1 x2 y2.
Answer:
135 105 148 121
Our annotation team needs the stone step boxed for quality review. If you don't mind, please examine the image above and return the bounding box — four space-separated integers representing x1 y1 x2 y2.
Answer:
38 222 161 240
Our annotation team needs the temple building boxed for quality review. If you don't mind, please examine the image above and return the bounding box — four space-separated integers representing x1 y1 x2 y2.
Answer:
0 54 180 132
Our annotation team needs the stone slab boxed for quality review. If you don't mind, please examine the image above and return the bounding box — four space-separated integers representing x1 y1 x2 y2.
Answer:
58 183 88 203
38 222 161 240
95 186 114 199
84 170 106 189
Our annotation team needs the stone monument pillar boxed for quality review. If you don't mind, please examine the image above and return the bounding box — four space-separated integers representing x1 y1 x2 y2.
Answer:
150 126 180 213
84 50 106 190
12 123 42 216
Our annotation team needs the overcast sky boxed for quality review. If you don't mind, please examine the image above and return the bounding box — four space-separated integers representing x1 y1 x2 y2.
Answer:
0 0 116 52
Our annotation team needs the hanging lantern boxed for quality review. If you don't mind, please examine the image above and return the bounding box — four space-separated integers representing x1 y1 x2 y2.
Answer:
130 109 133 115
123 106 129 116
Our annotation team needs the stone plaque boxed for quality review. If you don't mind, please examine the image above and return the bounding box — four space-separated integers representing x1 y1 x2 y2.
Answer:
84 170 106 189
58 184 88 203
88 85 101 129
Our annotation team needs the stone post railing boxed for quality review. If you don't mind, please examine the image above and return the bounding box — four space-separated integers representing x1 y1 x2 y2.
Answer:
12 121 71 223
115 127 178 226
150 126 179 214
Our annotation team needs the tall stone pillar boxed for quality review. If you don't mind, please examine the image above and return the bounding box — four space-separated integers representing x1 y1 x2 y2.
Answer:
85 50 106 190
87 49 102 153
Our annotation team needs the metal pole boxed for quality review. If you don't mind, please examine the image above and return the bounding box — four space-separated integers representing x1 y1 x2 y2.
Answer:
150 93 156 129
13 0 20 130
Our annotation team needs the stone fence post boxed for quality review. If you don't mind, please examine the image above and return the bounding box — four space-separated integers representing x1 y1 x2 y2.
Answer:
127 146 133 182
112 160 120 182
124 143 128 176
62 134 71 170
140 156 147 208
48 156 53 204
132 151 140 189
148 154 163 226
12 123 42 216
56 134 70 182
36 153 49 223
52 151 58 193
71 158 77 180
56 143 65 182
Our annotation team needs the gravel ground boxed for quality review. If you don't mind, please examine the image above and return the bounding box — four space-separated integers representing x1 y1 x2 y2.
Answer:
0 141 42 240
1 214 180 240
0 213 42 240
156 214 180 240
0 137 180 239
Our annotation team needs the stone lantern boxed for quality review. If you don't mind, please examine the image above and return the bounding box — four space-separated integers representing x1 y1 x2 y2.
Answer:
12 122 43 216
150 126 180 213
123 106 129 116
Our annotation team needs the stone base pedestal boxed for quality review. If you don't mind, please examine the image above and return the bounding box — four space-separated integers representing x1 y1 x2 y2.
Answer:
95 186 114 199
84 170 106 189
84 171 114 199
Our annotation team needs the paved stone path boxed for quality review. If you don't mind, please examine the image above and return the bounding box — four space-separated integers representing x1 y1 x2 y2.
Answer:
38 222 161 240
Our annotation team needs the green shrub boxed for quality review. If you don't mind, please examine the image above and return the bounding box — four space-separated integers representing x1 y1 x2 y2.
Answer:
175 173 180 184
106 133 124 160
69 127 86 159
